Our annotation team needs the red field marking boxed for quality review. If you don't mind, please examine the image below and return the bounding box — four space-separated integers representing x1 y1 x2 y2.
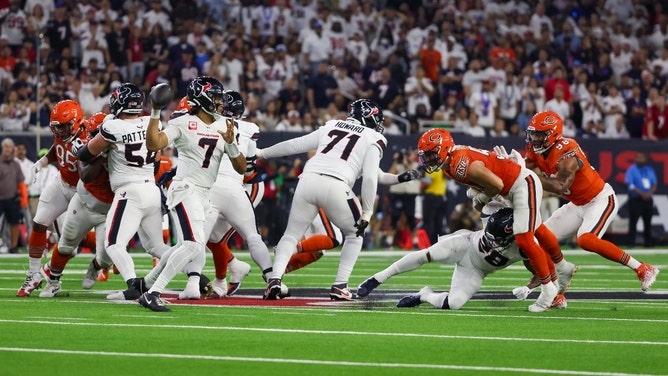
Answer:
162 293 352 307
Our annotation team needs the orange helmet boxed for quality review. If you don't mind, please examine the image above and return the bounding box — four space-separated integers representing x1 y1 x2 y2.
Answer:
86 112 107 138
526 111 563 153
177 96 191 112
50 100 84 143
417 128 455 174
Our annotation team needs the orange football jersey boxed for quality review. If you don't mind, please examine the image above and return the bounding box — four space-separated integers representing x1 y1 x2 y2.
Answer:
53 131 87 186
444 145 521 196
525 138 605 206
83 157 114 204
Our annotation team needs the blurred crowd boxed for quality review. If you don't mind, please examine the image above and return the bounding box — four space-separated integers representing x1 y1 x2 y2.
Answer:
1 0 668 139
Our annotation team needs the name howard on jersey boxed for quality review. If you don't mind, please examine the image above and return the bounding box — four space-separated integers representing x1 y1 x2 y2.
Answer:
334 121 366 133
121 130 147 144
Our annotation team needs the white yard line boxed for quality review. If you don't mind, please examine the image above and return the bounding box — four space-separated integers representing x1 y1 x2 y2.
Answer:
0 318 667 346
0 346 657 376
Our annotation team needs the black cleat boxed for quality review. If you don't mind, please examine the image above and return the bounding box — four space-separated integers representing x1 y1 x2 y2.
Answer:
356 277 381 298
138 291 171 312
263 278 282 300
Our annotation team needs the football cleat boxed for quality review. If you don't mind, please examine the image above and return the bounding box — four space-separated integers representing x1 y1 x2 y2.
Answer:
138 291 171 312
329 283 354 301
39 278 62 298
106 277 146 300
397 286 432 308
179 280 201 300
263 278 282 300
211 278 226 299
550 293 567 309
82 260 100 289
556 261 578 293
97 268 110 282
227 259 251 296
16 271 43 297
356 277 381 298
636 263 659 291
528 281 558 313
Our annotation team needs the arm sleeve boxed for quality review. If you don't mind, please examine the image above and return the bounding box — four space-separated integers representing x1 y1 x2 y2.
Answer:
261 130 320 159
360 146 382 222
377 169 400 185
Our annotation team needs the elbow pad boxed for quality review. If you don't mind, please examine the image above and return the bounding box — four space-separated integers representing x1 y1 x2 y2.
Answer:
78 144 94 162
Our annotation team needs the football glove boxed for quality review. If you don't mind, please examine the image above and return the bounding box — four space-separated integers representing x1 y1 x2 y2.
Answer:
355 219 369 237
398 169 420 183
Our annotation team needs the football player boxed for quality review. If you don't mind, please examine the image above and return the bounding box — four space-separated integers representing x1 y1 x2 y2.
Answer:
259 99 387 301
17 100 87 297
76 83 170 300
357 204 569 310
416 128 574 312
522 111 658 291
39 113 115 297
139 77 246 312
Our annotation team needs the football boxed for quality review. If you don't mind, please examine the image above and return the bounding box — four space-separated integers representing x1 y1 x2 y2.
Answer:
149 83 174 109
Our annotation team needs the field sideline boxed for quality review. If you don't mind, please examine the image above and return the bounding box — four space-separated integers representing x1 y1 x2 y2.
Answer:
1 248 667 375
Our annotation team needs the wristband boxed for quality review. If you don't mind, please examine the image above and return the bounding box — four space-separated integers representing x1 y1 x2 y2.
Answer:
150 108 161 119
224 142 240 158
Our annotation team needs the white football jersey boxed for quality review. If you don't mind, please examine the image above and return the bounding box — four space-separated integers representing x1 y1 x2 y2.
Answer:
163 113 238 188
446 230 525 274
303 119 386 187
100 116 160 191
217 118 259 184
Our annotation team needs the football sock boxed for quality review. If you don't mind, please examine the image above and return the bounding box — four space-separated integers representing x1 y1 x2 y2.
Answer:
207 241 232 280
105 244 136 281
514 232 551 281
298 234 336 253
286 251 323 273
334 235 362 285
534 224 563 263
28 230 47 272
375 249 429 283
49 245 73 276
577 233 638 268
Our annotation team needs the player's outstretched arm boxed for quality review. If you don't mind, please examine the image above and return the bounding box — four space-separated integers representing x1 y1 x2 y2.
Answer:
219 118 246 174
146 83 173 151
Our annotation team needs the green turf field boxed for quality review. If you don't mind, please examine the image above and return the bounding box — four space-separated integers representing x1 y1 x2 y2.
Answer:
1 248 667 375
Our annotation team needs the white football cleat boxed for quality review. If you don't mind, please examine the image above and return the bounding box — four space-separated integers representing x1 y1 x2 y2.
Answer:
528 281 558 313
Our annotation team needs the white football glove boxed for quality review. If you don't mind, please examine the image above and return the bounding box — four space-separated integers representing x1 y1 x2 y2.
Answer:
70 138 85 157
512 286 535 300
493 145 509 158
466 187 490 206
30 157 49 185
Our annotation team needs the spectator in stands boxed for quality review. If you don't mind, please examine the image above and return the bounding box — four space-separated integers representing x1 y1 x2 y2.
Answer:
171 49 200 98
106 19 130 80
144 24 169 75
440 56 464 101
496 63 522 129
601 84 626 136
467 79 497 130
258 46 288 107
625 83 647 138
0 90 30 131
490 118 509 138
143 0 172 34
306 62 338 116
464 112 487 137
544 85 570 122
79 19 109 71
274 110 305 132
644 95 668 140
127 27 145 84
404 65 434 117
277 77 302 115
462 59 485 101
301 21 330 76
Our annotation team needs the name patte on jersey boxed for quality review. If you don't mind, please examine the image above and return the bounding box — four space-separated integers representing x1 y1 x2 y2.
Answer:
121 129 147 144
334 121 366 133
